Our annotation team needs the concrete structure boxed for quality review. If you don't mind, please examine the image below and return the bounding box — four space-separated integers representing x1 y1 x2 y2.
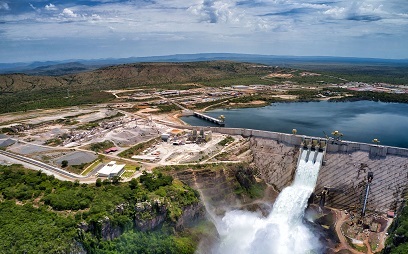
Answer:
161 122 408 213
162 122 408 157
161 133 170 142
315 142 408 213
204 131 212 142
132 155 158 162
232 85 249 89
97 161 125 178
182 110 194 116
193 112 225 126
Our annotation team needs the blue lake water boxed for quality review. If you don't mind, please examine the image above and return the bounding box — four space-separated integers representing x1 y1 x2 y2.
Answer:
181 101 408 148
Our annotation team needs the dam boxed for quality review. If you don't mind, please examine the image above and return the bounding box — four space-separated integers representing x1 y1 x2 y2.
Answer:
159 121 407 252
165 122 408 214
213 148 325 254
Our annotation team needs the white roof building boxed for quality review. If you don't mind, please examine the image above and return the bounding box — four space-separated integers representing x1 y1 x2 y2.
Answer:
97 161 125 178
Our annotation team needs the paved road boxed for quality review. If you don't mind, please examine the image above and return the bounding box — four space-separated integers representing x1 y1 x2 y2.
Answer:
0 145 147 183
0 153 71 181
90 162 105 176
0 149 85 179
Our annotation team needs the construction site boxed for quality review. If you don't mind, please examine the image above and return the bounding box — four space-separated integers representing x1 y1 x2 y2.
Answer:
0 105 248 180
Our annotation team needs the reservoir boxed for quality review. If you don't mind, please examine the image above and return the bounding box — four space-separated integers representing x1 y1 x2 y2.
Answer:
181 101 408 148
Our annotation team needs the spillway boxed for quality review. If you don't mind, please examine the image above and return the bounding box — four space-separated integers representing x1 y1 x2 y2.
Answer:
211 149 324 254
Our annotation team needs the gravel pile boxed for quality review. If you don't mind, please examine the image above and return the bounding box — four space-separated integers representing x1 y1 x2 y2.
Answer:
9 143 52 154
54 151 97 165
0 139 15 147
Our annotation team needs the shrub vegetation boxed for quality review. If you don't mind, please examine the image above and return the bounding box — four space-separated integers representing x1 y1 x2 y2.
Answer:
0 164 200 253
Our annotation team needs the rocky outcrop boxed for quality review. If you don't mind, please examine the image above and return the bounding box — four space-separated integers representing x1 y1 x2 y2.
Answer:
99 216 123 241
78 200 205 241
134 200 205 231
171 167 242 210
79 216 123 241
134 200 168 232
175 203 206 230
69 241 87 254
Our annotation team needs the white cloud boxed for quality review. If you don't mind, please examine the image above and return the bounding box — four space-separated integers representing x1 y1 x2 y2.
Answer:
45 4 58 11
61 8 78 18
0 2 10 10
323 1 387 21
189 0 240 23
91 14 101 20
1 0 408 62
29 3 39 11
323 6 347 18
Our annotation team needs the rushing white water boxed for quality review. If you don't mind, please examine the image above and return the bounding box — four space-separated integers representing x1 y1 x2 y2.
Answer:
210 150 324 254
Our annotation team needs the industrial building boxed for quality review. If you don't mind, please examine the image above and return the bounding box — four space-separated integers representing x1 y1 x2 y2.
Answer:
97 161 125 178
104 147 118 154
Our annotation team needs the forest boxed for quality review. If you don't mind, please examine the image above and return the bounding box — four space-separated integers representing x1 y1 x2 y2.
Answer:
383 202 408 253
0 88 114 114
0 164 201 253
330 90 408 104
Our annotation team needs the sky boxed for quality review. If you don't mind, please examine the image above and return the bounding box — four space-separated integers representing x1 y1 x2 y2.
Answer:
0 0 407 63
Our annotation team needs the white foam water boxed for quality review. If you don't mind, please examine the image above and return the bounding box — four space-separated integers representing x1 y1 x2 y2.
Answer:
210 150 324 254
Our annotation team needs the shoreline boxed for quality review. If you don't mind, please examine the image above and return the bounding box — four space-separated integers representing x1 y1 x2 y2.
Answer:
194 96 408 114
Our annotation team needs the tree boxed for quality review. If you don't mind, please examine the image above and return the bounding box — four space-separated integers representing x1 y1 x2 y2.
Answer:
61 160 68 168
112 176 121 185
96 178 102 187
129 178 138 190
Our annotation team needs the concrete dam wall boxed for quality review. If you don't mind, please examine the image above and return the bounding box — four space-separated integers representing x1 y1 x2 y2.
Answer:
165 122 408 213
248 133 408 213
215 127 408 213
315 142 408 213
248 134 408 213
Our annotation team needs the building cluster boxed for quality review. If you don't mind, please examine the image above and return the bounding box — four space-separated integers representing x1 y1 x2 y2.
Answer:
63 116 136 146
335 82 408 94
161 128 212 144
112 84 316 111
132 128 212 162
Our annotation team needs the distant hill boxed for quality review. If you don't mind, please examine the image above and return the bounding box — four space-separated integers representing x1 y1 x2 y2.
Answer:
0 62 100 76
1 58 407 114
1 53 408 76
24 62 95 76
0 61 273 93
